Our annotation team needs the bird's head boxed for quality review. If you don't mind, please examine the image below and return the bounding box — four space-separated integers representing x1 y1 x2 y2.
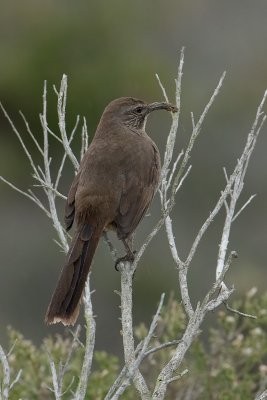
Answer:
102 97 178 132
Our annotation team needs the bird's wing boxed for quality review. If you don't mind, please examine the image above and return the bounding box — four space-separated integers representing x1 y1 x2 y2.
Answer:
115 143 160 239
64 171 81 231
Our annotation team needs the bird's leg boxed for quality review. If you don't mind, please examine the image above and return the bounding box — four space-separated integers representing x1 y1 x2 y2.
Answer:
115 237 136 271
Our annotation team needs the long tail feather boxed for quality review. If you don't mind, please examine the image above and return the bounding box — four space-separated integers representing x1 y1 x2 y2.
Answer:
45 223 102 325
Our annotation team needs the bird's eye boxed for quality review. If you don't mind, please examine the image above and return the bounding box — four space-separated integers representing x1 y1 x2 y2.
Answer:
135 106 143 114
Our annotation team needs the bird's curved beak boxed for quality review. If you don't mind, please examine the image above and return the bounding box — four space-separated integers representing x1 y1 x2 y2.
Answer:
146 102 178 114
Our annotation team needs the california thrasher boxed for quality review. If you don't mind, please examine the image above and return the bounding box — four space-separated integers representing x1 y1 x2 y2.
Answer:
45 97 177 325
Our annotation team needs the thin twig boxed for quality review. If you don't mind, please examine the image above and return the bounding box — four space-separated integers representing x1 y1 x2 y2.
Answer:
224 302 257 319
19 110 43 154
33 181 67 200
58 325 81 392
47 351 61 399
144 339 181 358
0 176 51 217
0 101 42 182
81 116 89 159
160 47 184 182
166 150 184 192
232 194 256 222
164 369 188 384
202 251 237 309
172 71 226 197
155 74 169 103
9 369 22 391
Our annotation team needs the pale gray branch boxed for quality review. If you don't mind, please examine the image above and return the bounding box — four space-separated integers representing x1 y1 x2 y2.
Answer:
232 194 256 222
160 47 184 182
144 339 181 358
165 369 188 384
0 345 22 399
75 278 96 400
0 345 10 400
118 262 151 398
224 302 257 319
41 80 69 253
256 390 267 400
171 71 226 197
57 74 79 171
0 101 42 182
155 73 169 103
111 293 165 399
19 110 43 154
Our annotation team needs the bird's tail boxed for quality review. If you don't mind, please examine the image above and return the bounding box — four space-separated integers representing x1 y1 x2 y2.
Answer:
45 222 103 325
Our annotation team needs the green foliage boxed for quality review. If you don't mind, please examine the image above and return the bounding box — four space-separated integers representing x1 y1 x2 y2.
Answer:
1 289 267 399
139 288 267 399
86 352 122 400
1 329 121 399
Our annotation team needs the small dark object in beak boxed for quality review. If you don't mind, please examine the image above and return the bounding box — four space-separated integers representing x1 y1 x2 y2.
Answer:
147 102 178 113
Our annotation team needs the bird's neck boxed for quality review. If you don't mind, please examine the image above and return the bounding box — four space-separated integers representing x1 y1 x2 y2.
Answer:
95 116 146 138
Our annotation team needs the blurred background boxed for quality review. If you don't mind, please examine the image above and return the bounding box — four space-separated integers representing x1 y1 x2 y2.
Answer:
0 0 267 355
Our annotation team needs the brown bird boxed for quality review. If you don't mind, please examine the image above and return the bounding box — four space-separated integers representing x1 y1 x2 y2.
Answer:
45 97 177 325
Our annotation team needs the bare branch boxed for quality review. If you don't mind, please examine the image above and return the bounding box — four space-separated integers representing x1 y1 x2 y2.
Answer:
54 115 80 191
81 116 89 159
216 102 266 281
57 74 79 171
224 302 257 319
46 124 63 144
232 194 256 222
0 101 42 182
164 369 188 384
172 71 226 197
19 110 43 154
174 165 191 194
152 305 202 399
144 339 181 358
41 80 69 252
0 345 21 399
134 212 167 269
9 369 22 391
166 150 184 192
118 262 151 398
75 278 96 400
190 111 195 129
58 325 81 392
256 390 267 400
155 74 169 103
161 47 184 182
46 351 61 399
0 176 51 217
111 293 165 399
165 214 193 318
202 250 237 309
28 189 52 217
33 181 67 200
0 345 10 400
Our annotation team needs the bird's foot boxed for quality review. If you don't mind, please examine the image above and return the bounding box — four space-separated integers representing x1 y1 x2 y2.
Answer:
114 251 136 271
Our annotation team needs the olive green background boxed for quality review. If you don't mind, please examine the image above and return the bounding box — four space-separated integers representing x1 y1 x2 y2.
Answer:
0 1 267 354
